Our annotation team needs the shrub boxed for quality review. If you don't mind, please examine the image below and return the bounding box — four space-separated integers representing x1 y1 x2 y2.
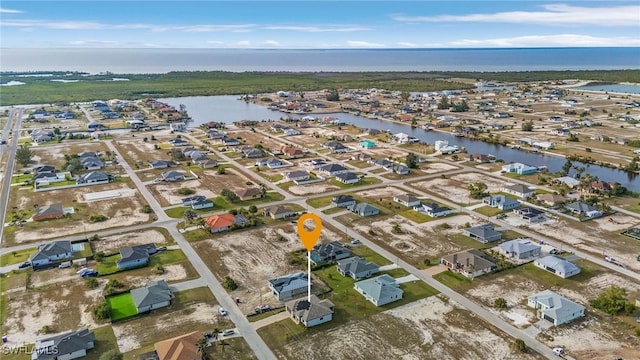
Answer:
85 277 99 289
513 338 527 353
177 188 195 196
89 214 108 222
92 300 111 320
94 251 105 262
589 285 632 315
217 167 226 175
140 205 153 214
153 264 165 274
99 350 123 360
41 325 52 334
223 276 238 291
493 297 508 309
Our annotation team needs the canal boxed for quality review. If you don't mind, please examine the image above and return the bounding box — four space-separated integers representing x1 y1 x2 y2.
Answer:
159 95 639 191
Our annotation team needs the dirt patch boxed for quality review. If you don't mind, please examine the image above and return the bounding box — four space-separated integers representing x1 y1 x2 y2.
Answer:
92 229 170 253
148 178 219 205
354 186 407 199
411 172 504 205
288 183 340 196
420 162 460 174
124 264 187 287
285 296 539 360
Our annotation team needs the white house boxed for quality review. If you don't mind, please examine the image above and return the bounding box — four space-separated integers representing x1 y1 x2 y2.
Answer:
527 290 585 326
393 194 421 207
534 255 581 278
286 295 334 328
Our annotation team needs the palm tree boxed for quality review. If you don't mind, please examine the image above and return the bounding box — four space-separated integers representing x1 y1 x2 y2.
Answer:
196 338 208 360
218 339 229 354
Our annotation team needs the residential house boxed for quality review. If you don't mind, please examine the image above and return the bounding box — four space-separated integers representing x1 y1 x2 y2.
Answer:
307 158 327 169
482 194 520 210
197 158 218 169
283 128 301 136
286 294 334 328
168 138 188 147
235 188 263 201
359 140 376 149
318 163 348 176
498 239 541 260
348 202 380 217
501 163 538 175
284 170 310 182
463 223 502 243
527 290 585 326
514 207 546 223
551 128 571 136
87 122 106 131
502 184 536 199
154 331 202 360
322 141 349 153
331 195 356 208
536 193 567 207
203 213 246 233
337 257 379 280
149 160 173 169
131 280 174 313
415 202 453 217
440 249 498 278
591 181 613 194
534 255 581 278
555 176 580 188
77 171 109 185
335 172 360 185
34 165 55 174
242 148 266 158
33 172 64 186
351 153 372 162
268 272 308 301
29 240 73 267
532 141 555 150
32 329 95 360
182 196 206 207
116 244 157 270
354 274 404 306
392 164 410 175
32 204 65 221
469 153 496 163
263 205 295 220
161 170 185 182
80 156 104 171
310 241 352 265
564 201 603 218
393 194 421 208
191 199 214 210
280 145 305 159
220 137 240 146
169 122 187 132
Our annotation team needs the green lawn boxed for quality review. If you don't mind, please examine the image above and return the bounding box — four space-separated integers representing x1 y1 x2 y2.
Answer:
85 326 119 360
0 247 36 266
473 206 504 217
97 254 120 275
182 228 213 242
398 209 435 224
328 177 382 189
149 249 187 265
165 192 286 218
322 207 347 215
74 242 94 258
350 245 393 266
306 195 335 208
346 160 371 168
449 234 490 250
107 292 138 321
164 205 216 219
433 270 473 290
10 174 32 184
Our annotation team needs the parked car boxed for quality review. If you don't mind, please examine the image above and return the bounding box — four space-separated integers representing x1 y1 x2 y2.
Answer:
552 347 565 356
255 304 271 313
350 239 361 245
18 261 31 269
157 246 168 251
218 307 228 316
222 329 235 336
58 261 72 269
81 270 98 277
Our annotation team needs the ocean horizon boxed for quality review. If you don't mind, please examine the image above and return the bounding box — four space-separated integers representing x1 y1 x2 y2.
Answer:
1 47 639 74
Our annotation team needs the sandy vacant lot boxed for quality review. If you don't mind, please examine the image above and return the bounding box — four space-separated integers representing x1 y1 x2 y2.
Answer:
3 281 102 346
193 225 340 312
288 183 340 196
283 296 541 360
354 186 407 199
411 172 505 204
419 161 460 174
91 229 170 253
124 264 188 288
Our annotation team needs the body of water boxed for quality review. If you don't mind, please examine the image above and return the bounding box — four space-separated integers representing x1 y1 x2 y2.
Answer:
3 48 640 74
159 95 639 191
573 83 640 94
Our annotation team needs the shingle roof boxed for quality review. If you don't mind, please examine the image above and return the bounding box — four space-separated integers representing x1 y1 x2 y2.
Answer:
465 223 501 240
337 257 379 276
528 290 585 321
336 172 359 181
30 240 72 262
395 194 419 203
354 274 403 304
268 272 308 293
154 331 201 360
117 244 155 264
286 294 334 323
499 239 540 255
131 280 173 309
504 183 534 194
33 204 64 218
535 255 581 275
33 329 95 360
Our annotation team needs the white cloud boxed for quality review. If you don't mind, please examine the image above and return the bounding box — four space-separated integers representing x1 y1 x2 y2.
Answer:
392 4 640 26
0 7 23 14
346 40 385 48
450 34 640 47
397 42 419 47
0 19 256 33
262 40 281 47
236 40 251 47
68 40 120 46
263 25 371 32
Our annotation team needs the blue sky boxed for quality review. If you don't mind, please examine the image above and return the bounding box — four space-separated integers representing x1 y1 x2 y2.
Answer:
1 1 639 48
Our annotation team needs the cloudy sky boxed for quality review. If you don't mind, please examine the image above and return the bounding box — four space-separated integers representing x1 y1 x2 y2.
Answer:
1 1 639 48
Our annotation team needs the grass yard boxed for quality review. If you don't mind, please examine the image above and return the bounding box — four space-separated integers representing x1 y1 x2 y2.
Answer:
98 249 187 275
0 247 36 266
96 254 120 275
107 292 138 321
306 195 335 208
85 325 119 360
474 206 505 217
182 228 213 242
328 177 382 189
346 160 371 168
165 192 286 218
398 209 435 224
349 245 393 266
433 270 474 290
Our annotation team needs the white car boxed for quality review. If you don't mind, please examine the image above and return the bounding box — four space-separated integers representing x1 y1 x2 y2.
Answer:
222 329 235 336
552 348 565 356
218 307 228 316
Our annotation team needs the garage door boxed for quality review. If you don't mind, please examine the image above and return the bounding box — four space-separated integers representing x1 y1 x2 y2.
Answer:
543 314 555 323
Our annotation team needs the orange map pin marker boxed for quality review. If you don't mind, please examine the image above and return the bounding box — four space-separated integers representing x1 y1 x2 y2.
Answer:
297 213 322 251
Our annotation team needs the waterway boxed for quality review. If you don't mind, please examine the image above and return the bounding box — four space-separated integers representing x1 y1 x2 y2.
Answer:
573 83 640 94
158 95 639 191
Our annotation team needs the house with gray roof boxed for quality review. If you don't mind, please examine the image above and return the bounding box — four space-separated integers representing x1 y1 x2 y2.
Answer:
498 239 541 260
263 205 296 220
564 201 603 219
331 195 356 208
415 202 453 217
149 160 174 169
393 194 420 207
337 257 379 280
284 170 310 182
32 204 65 221
463 223 502 243
77 171 109 185
348 202 380 217
116 243 157 270
242 147 266 158
29 240 73 267
513 207 546 223
335 172 360 184
131 280 174 313
441 249 497 278
161 170 185 182
527 290 585 326
32 329 95 360
483 194 520 211
502 184 536 199
534 255 581 278
310 241 352 265
319 163 349 176
354 274 404 306
268 272 309 301
286 294 334 328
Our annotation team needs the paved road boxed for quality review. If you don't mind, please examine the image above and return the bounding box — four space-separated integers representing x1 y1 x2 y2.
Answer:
0 108 23 244
104 140 169 221
169 278 207 292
